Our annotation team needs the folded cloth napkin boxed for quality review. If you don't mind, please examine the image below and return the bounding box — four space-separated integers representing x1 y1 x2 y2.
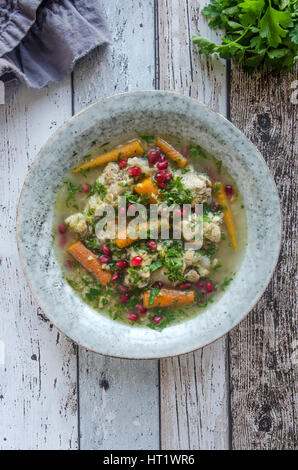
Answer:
0 0 112 88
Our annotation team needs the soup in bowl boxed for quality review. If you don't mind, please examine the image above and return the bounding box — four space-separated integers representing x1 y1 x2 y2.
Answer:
53 135 246 331
17 91 281 358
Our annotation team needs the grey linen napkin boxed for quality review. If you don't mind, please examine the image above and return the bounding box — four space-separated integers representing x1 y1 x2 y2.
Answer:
0 0 112 88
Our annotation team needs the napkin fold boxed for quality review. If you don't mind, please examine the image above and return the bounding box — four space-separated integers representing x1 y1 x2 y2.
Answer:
0 0 112 88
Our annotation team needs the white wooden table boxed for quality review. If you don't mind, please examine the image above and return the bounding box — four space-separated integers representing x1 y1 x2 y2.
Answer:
0 1 296 450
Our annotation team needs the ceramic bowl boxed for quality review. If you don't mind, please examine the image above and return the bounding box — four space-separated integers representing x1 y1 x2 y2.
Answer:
17 91 281 359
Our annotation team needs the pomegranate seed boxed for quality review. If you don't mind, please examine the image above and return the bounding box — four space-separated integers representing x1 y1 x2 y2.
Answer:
137 304 147 314
127 203 136 215
157 160 168 170
152 281 163 289
154 170 166 186
146 240 157 251
128 166 142 177
116 260 128 270
58 223 67 234
99 255 110 264
120 293 130 303
127 313 139 322
118 159 127 169
131 256 143 267
118 285 128 294
212 204 220 212
82 184 90 194
179 282 192 290
200 288 207 296
158 154 166 162
199 298 206 304
147 148 161 165
206 281 214 293
164 172 172 182
101 245 111 256
59 235 67 247
65 260 73 269
153 315 163 325
195 280 206 289
225 185 233 197
111 272 119 282
118 206 126 216
158 182 167 189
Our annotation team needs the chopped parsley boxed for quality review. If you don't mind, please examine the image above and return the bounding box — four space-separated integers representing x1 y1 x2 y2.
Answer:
189 144 209 159
149 286 160 306
64 180 82 207
160 176 194 205
216 160 222 173
150 259 163 272
89 181 107 200
140 135 155 143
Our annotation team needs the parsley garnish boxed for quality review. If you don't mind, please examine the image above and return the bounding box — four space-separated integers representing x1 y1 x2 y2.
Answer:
192 0 298 73
89 181 107 200
140 135 155 143
216 160 222 173
189 144 209 159
149 286 160 306
64 180 81 207
150 259 163 272
160 176 194 205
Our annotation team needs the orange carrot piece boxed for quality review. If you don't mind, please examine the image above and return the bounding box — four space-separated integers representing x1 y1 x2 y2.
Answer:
215 182 237 251
67 241 111 286
155 138 187 168
73 140 144 173
115 232 138 249
134 177 159 203
143 288 195 309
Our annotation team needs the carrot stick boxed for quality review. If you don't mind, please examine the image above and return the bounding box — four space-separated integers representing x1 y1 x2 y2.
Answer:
143 288 195 309
215 182 237 251
134 177 159 203
67 241 111 286
73 140 144 173
155 138 187 168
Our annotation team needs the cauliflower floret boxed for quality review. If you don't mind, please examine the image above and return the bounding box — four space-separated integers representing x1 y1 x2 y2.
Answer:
99 161 133 187
84 194 103 215
203 222 221 243
184 269 200 282
181 170 212 205
183 249 196 267
104 183 132 207
101 162 123 185
65 213 87 234
197 255 211 277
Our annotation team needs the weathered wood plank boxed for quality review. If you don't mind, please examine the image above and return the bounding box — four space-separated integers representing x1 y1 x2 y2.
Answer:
0 82 78 449
229 67 297 450
157 0 229 450
73 0 159 450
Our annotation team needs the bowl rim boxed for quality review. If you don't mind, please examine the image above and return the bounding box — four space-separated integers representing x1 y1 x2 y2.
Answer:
16 90 282 359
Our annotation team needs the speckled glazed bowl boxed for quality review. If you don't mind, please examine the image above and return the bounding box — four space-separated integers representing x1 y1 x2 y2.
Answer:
17 91 281 359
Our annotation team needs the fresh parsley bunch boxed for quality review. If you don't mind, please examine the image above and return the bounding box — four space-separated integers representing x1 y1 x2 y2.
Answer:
192 0 298 72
